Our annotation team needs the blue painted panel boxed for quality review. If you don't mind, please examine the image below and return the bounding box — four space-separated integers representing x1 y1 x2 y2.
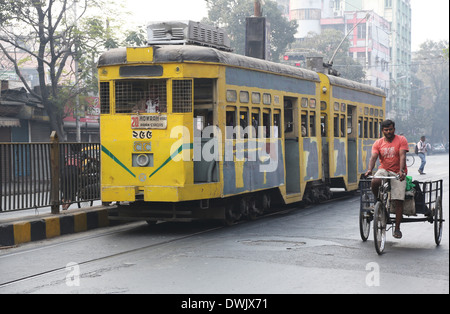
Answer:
226 68 317 95
333 86 383 107
222 140 284 196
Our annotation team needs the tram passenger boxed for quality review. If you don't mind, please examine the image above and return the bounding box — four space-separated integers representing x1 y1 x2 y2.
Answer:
364 119 409 239
133 86 160 113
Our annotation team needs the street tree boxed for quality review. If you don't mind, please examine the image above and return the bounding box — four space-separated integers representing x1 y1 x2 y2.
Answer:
411 40 449 143
0 0 126 141
205 0 297 62
292 29 366 82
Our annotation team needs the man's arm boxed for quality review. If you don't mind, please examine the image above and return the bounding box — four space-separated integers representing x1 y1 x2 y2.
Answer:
365 152 379 177
398 149 407 180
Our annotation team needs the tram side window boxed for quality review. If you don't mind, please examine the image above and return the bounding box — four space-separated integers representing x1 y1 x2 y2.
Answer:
115 80 167 114
364 118 368 138
369 119 374 138
309 112 316 137
334 115 340 137
239 108 248 139
173 80 192 113
194 78 214 132
226 109 236 139
262 111 270 138
320 114 327 137
284 100 293 133
301 112 308 137
340 115 345 137
358 118 363 138
99 82 110 114
273 111 280 138
374 119 379 138
251 109 260 138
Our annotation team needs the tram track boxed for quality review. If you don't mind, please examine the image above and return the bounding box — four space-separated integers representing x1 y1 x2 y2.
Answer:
0 221 224 288
0 191 355 289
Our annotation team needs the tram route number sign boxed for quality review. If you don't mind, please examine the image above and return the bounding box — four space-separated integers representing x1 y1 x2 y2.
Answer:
132 130 152 139
131 115 167 129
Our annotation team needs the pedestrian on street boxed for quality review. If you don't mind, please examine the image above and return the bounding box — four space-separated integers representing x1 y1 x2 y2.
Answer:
417 135 428 175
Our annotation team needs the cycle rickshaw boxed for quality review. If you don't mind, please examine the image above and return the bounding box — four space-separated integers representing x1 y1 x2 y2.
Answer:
359 176 444 255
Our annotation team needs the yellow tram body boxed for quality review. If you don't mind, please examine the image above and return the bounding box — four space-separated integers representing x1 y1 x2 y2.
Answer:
97 43 385 222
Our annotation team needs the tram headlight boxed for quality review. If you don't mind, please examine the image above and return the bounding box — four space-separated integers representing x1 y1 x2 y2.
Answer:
132 153 153 167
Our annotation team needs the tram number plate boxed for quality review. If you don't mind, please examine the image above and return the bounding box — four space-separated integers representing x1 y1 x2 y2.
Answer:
131 115 167 129
132 130 152 139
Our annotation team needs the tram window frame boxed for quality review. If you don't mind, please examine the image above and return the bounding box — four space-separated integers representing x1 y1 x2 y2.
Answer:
320 101 327 110
240 91 249 103
262 110 270 138
263 93 271 105
309 98 316 109
347 106 353 135
309 111 316 137
226 90 237 102
358 118 363 138
301 97 308 108
239 107 249 139
364 118 368 138
374 119 379 138
334 114 340 137
369 118 374 138
341 103 346 112
340 114 346 137
284 99 294 134
99 82 110 114
334 102 340 111
172 79 192 113
251 108 260 138
301 111 308 137
115 79 167 114
252 92 261 104
320 114 327 137
273 110 281 138
226 107 237 139
274 95 280 105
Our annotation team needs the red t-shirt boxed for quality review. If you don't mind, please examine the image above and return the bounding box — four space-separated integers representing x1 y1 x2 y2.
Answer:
372 135 409 174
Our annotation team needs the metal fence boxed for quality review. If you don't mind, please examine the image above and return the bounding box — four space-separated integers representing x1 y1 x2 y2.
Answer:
1 132 100 214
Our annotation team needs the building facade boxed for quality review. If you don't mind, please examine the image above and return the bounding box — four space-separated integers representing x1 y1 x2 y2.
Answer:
285 0 412 118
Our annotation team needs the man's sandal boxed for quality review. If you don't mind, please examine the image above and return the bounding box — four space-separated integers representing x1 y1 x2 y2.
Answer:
393 229 402 239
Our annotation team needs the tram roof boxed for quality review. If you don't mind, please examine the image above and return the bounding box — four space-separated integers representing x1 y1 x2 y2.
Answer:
98 44 320 82
327 74 386 97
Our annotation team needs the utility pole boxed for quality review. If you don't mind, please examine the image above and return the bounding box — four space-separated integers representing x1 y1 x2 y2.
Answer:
74 0 81 142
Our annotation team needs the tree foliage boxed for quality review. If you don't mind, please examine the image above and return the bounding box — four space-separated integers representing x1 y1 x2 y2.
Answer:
205 0 297 62
0 0 129 140
411 40 449 143
292 29 366 82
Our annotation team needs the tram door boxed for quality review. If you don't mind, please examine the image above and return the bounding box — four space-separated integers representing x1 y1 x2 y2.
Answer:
283 97 300 194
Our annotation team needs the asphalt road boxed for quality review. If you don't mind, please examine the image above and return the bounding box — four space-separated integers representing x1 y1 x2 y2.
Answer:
0 153 448 295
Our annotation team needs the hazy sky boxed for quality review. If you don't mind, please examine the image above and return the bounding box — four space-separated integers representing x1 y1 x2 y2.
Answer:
124 0 449 51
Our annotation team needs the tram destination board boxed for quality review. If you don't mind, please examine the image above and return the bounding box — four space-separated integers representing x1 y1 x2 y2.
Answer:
131 115 167 129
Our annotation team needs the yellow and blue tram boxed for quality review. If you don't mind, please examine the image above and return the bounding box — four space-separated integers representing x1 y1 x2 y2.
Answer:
97 24 385 223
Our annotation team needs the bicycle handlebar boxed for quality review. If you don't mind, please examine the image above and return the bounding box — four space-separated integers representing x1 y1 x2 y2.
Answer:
368 175 400 180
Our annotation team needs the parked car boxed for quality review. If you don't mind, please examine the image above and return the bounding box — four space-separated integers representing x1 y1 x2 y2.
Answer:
431 143 446 154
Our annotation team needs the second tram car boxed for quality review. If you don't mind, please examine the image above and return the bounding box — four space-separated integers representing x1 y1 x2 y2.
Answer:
97 21 385 224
